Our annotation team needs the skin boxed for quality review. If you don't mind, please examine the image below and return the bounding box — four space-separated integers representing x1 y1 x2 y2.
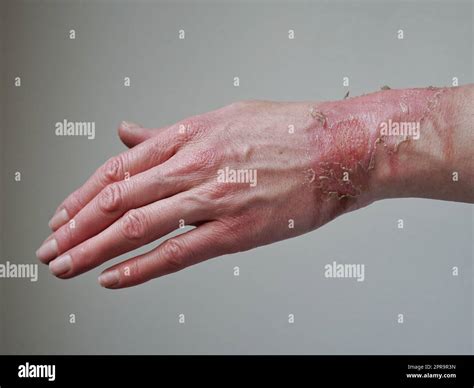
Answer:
36 85 474 289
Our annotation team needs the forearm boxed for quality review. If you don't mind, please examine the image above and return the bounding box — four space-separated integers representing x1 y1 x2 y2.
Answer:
372 85 473 202
309 85 473 210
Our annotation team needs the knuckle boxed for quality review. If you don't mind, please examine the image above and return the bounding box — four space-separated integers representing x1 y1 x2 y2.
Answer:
98 183 123 214
161 239 186 272
171 148 222 177
102 155 125 184
120 209 147 241
184 148 221 173
145 137 174 168
176 117 210 145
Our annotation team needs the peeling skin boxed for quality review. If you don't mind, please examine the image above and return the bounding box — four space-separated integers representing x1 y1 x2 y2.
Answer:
310 108 328 128
303 167 316 184
399 101 408 113
306 87 452 203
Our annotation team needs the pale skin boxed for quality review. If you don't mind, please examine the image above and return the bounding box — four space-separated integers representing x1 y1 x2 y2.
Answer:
36 85 474 289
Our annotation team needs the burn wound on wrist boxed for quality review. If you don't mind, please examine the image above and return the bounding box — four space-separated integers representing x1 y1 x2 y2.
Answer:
304 87 449 200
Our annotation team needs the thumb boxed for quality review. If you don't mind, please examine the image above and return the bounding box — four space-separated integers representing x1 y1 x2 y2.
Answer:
118 121 157 148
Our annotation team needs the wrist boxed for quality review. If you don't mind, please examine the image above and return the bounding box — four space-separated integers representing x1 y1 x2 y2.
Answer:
365 86 451 201
307 86 472 210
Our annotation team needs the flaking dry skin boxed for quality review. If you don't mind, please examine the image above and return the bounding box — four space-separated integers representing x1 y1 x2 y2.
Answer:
306 87 450 202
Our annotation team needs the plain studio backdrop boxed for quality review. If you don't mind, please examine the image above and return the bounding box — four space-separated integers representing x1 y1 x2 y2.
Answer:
0 0 472 354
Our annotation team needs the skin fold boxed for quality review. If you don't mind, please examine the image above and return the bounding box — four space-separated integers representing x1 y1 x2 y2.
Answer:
36 85 474 289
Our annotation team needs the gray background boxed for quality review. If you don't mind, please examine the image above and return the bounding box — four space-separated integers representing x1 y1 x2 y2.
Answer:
1 0 472 354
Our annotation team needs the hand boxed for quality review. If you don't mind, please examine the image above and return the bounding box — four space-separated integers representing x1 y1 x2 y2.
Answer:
36 100 375 288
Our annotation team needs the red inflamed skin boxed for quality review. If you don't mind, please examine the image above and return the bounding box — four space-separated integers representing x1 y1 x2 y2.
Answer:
36 85 474 289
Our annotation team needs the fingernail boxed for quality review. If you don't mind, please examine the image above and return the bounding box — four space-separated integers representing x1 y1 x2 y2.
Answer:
36 238 59 263
48 208 69 230
98 271 120 288
121 121 140 130
49 254 72 277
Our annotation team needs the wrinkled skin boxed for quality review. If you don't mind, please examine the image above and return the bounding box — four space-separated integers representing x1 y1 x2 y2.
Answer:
36 86 474 288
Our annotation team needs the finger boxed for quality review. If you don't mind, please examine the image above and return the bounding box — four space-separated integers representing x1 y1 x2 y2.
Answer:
118 121 161 148
98 221 237 289
49 127 179 231
48 192 207 279
38 156 189 264
42 233 54 244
